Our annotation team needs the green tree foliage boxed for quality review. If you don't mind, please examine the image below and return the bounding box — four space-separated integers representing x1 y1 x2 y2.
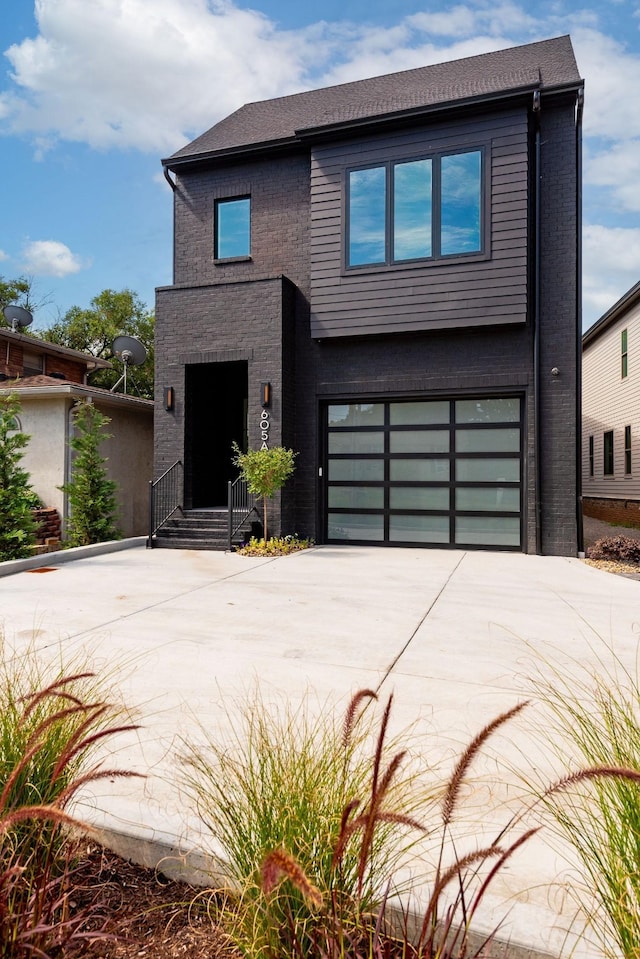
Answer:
0 275 32 313
60 401 120 547
38 289 154 398
232 444 296 540
0 394 37 561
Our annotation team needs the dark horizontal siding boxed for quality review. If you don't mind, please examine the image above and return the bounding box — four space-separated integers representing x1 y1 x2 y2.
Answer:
309 107 529 339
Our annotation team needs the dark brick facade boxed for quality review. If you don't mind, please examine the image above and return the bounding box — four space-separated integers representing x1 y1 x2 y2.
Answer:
155 46 582 555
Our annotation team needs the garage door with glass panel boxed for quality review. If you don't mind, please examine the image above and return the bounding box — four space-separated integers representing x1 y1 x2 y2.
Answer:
325 397 522 549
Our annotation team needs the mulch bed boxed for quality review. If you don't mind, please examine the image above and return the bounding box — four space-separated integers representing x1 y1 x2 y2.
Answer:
63 845 240 958
583 558 640 578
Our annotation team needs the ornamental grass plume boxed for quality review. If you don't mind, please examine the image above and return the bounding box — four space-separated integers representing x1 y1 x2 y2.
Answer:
532 653 640 959
0 638 140 958
182 688 550 959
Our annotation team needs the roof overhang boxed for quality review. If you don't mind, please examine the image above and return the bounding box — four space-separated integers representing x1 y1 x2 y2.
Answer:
0 329 113 370
0 382 153 412
583 280 640 349
162 79 583 174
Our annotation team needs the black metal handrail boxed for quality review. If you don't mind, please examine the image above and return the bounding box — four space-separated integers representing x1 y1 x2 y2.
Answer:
228 476 259 550
148 460 183 548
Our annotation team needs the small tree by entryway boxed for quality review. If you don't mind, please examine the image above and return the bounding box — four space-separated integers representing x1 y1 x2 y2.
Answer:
232 444 296 541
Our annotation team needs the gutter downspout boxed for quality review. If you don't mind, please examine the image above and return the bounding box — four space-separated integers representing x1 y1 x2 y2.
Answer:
575 86 585 555
532 89 542 553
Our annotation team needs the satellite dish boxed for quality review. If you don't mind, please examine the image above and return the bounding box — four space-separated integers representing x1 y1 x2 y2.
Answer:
110 335 147 394
3 305 33 332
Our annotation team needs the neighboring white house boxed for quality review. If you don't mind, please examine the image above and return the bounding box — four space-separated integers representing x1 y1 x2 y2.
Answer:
582 280 640 526
0 329 153 538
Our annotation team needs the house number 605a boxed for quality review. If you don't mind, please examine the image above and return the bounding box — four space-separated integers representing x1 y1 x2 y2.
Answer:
260 409 270 450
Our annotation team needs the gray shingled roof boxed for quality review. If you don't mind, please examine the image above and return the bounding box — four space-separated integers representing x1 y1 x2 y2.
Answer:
166 35 580 166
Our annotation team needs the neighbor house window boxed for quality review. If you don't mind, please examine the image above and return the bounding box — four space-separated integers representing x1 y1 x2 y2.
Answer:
625 425 632 474
347 149 483 267
621 328 628 378
22 351 44 377
215 196 250 259
589 435 594 477
604 430 614 476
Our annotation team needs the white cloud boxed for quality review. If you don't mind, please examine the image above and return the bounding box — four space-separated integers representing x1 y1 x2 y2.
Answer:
571 27 640 142
586 140 640 212
1 0 638 321
21 240 86 277
582 225 640 327
0 249 8 262
1 0 316 154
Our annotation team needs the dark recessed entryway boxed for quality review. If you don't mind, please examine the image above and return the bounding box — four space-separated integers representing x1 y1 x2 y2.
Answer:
185 361 248 508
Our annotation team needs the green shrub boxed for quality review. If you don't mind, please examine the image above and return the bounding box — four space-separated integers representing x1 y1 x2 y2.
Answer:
588 535 640 563
60 400 121 546
0 394 37 561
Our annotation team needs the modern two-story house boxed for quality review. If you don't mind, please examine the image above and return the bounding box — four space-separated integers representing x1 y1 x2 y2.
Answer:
154 35 583 554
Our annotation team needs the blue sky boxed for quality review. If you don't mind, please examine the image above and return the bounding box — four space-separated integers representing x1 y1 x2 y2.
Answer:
1 0 639 332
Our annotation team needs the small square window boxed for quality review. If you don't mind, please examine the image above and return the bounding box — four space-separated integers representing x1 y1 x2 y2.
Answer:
604 430 614 476
215 197 250 259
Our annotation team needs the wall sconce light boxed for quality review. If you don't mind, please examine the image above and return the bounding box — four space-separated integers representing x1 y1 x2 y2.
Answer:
261 382 271 407
163 386 175 411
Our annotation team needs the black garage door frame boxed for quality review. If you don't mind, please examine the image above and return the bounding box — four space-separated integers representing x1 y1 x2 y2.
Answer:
320 392 524 550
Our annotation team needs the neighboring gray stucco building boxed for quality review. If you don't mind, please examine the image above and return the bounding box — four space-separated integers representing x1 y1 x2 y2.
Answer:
155 35 583 555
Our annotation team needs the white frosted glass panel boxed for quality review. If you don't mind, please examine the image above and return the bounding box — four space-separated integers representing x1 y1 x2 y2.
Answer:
455 516 520 546
455 399 520 423
391 459 450 482
389 515 449 543
456 458 519 482
390 487 449 509
328 487 384 509
390 431 449 453
328 404 384 427
329 460 384 481
329 432 384 454
456 428 520 453
456 487 520 512
328 513 384 541
390 401 449 425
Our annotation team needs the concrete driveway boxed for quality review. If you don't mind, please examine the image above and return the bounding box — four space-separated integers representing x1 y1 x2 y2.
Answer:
1 543 638 958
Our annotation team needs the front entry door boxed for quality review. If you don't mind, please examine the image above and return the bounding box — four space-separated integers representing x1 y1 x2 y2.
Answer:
185 361 248 508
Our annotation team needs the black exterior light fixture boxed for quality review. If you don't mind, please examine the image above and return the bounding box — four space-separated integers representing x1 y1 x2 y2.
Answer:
261 382 271 407
163 386 175 411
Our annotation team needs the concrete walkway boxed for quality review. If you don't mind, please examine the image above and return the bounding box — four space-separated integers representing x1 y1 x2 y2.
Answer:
1 544 638 958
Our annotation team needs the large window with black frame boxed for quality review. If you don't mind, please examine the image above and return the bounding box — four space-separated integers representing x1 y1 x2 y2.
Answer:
324 396 522 549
